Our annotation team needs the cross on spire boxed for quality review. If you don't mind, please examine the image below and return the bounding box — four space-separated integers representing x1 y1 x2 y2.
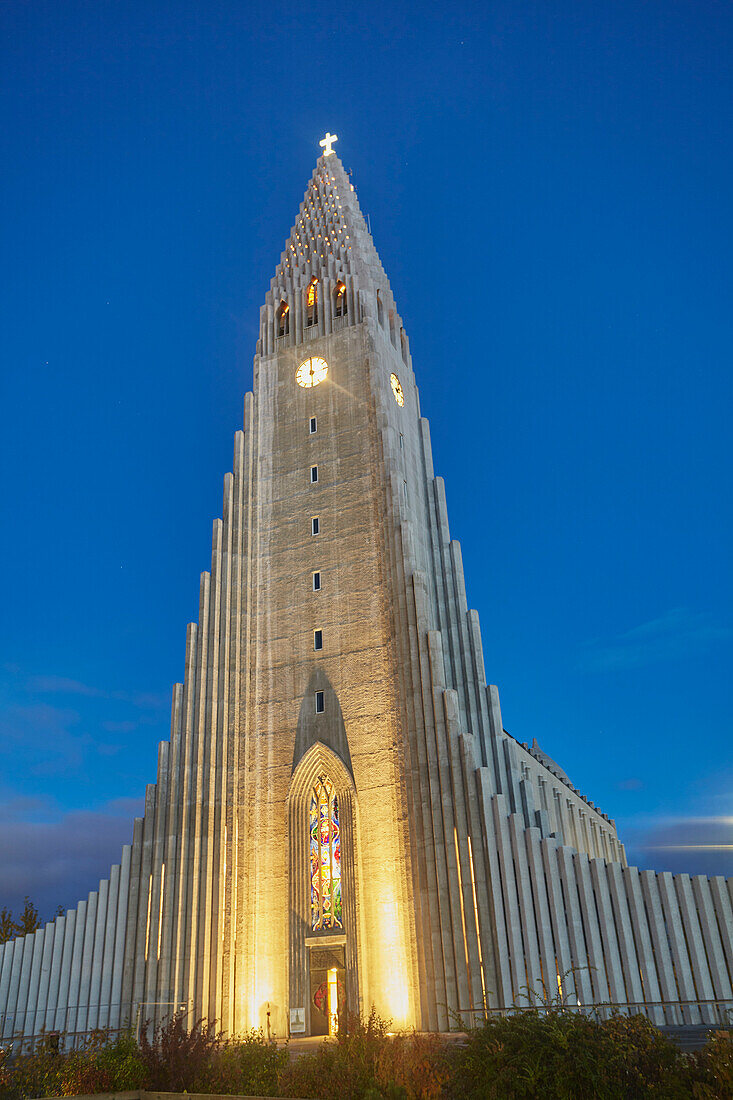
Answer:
319 132 338 157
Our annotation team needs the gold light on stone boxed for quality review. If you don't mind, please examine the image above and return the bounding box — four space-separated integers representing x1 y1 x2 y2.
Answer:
390 373 404 406
297 356 329 388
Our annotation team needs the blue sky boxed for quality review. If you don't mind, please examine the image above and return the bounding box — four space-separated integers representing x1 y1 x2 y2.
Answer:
1 0 731 920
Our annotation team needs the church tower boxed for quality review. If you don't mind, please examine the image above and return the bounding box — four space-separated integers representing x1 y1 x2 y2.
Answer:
1 139 731 1044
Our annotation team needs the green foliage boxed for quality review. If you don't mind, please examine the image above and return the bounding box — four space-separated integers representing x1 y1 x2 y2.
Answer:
687 1029 733 1099
13 900 41 939
0 1031 145 1099
0 900 64 944
447 1009 693 1099
278 1010 449 1099
0 910 15 946
136 1011 286 1096
1 1007 730 1100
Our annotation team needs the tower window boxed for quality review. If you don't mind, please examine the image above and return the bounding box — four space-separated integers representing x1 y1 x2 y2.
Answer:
376 291 384 326
334 280 347 317
399 433 404 451
306 278 318 327
277 301 289 337
314 629 323 651
311 516 320 535
310 416 317 434
312 571 321 591
311 465 318 484
309 774 342 930
315 690 325 713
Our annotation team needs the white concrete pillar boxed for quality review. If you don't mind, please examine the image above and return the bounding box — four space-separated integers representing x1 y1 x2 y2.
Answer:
88 880 109 1031
691 875 733 1003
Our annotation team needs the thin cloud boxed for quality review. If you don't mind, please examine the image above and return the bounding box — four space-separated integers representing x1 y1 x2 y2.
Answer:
0 803 142 919
578 608 732 671
27 675 104 697
624 816 733 878
25 673 168 712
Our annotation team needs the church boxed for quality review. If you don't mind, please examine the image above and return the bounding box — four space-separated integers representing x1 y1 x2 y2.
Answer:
1 136 731 1044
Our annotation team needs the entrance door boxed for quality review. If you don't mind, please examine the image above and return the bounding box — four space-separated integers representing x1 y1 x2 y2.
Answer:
309 945 346 1036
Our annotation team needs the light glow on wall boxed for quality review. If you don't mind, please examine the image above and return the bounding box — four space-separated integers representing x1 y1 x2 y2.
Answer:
379 899 410 1026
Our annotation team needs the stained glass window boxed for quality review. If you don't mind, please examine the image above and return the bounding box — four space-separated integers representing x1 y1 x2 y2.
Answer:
310 775 342 931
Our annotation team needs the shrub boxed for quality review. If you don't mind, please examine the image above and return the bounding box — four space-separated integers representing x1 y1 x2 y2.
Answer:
278 1010 449 1099
686 1029 733 1099
447 1009 688 1099
138 1012 286 1096
0 1030 145 1099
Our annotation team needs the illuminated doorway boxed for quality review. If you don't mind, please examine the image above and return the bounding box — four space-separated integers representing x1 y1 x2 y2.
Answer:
309 945 346 1036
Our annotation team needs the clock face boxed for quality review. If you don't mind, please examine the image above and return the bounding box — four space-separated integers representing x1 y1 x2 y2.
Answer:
390 373 405 407
296 356 329 388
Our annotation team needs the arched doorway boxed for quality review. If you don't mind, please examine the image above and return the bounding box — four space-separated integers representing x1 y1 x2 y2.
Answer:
287 742 360 1036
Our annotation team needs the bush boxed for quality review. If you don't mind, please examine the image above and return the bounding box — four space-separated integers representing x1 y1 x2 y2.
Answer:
0 1031 145 1099
0 1015 285 1099
278 1010 449 1099
137 1012 286 1096
686 1029 733 1099
446 1009 688 1099
1 1008 730 1100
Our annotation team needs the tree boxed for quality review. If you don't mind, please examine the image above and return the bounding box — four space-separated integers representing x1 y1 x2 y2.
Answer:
15 896 41 936
0 907 15 944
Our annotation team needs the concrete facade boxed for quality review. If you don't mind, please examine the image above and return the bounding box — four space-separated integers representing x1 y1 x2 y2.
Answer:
1 151 731 1043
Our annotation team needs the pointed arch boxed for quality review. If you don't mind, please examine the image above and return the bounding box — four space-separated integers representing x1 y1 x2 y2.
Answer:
288 741 361 1035
277 300 290 337
305 277 318 327
333 280 347 318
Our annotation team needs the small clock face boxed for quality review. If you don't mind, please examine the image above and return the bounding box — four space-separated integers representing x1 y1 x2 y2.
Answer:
390 373 405 407
296 356 329 388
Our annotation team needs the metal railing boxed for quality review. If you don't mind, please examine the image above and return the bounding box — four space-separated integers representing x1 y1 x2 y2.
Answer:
454 997 733 1030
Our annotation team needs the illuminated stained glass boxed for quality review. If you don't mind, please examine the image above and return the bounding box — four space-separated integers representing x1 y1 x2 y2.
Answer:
310 775 342 931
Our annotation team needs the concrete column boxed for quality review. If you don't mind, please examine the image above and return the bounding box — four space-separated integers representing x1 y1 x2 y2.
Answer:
475 770 513 1007
44 915 65 1034
525 827 559 1003
34 923 55 1036
15 932 38 1036
540 837 576 1003
639 872 681 1024
556 847 593 1005
589 860 626 1005
24 929 44 1036
67 898 87 1034
605 862 644 1006
708 877 733 989
76 892 98 1034
54 908 76 1033
491 795 526 1001
1 939 22 1039
88 880 108 1031
692 875 733 1002
508 814 543 1002
574 853 610 1007
99 867 119 1029
110 844 132 1030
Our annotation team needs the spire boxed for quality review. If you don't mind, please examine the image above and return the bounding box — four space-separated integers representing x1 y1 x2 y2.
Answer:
259 138 404 357
271 148 389 296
